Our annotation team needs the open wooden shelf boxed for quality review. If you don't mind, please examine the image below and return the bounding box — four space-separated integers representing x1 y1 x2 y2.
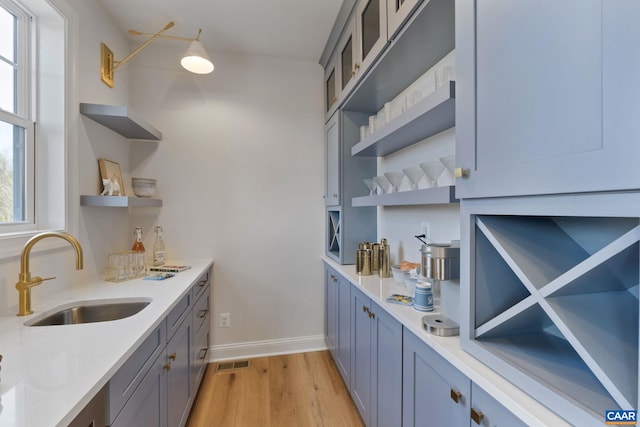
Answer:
80 195 162 208
80 103 162 141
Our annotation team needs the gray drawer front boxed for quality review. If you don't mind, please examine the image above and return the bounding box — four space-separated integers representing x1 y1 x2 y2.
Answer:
108 321 166 424
193 286 210 336
191 271 209 302
167 293 191 340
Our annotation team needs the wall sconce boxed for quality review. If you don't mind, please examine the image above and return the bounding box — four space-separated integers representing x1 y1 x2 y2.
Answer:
100 21 214 88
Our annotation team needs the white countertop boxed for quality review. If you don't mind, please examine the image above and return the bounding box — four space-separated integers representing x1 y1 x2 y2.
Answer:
0 258 213 427
323 257 570 427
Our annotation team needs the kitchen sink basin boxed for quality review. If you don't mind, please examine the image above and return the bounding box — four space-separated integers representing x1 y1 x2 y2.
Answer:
25 298 152 326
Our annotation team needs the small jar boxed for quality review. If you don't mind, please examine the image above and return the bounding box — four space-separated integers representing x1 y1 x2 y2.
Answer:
413 280 434 312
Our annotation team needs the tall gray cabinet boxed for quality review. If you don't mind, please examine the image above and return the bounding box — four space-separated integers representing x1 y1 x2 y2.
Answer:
456 1 640 425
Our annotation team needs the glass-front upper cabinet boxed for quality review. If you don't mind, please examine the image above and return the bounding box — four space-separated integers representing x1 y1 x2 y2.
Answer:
356 0 388 75
337 17 359 99
325 54 340 119
387 0 423 39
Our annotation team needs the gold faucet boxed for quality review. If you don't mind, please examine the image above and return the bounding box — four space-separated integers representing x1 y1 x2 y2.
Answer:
15 231 84 316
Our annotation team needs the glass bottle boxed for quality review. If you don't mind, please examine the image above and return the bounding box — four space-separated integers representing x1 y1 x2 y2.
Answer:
153 226 166 266
132 227 145 253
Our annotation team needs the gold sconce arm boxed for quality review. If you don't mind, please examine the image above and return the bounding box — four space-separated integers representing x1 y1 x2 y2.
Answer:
100 21 211 88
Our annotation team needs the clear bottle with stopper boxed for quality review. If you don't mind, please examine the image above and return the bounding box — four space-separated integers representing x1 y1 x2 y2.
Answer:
153 226 166 266
132 227 145 253
378 238 391 278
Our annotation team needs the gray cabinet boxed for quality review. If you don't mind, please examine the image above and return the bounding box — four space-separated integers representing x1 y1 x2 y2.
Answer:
403 328 469 427
455 0 640 199
351 285 402 427
403 328 525 427
325 111 377 264
108 269 211 427
325 265 352 388
460 194 640 425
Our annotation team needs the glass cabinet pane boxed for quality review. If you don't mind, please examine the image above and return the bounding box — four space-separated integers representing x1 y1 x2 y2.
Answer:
361 0 380 61
341 36 353 90
326 69 336 112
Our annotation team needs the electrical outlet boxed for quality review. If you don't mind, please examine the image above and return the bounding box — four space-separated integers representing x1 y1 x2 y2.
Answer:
220 312 231 328
421 222 431 242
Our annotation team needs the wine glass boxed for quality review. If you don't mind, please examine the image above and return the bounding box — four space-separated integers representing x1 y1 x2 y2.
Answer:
363 178 376 196
384 171 405 192
419 161 445 187
402 167 425 190
373 175 391 194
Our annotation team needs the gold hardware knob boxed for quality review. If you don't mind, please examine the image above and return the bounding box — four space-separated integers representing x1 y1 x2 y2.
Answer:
332 96 337 103
333 193 338 198
362 305 368 313
354 63 360 70
169 353 177 361
368 311 375 319
454 167 469 178
450 388 462 403
163 363 171 371
350 70 356 76
199 310 208 318
198 280 207 288
198 348 208 360
471 408 484 425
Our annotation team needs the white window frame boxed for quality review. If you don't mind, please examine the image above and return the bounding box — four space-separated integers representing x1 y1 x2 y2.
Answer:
0 0 78 258
0 0 36 234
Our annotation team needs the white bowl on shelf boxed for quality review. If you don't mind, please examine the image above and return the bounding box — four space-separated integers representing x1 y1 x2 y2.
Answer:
131 178 157 197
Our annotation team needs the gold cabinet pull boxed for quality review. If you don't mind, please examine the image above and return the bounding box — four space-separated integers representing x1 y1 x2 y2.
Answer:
354 63 360 70
198 348 208 360
198 279 207 288
163 363 171 371
168 353 177 361
199 309 209 319
454 167 469 178
362 305 369 313
450 388 462 403
471 408 484 425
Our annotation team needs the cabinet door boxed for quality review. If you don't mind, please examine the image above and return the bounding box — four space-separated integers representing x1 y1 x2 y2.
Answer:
167 316 193 427
387 0 422 39
371 300 402 427
338 17 359 98
356 0 388 74
455 0 640 199
402 328 469 427
325 266 338 358
350 286 372 424
111 352 167 427
470 383 527 427
325 55 340 118
325 112 340 206
336 274 352 387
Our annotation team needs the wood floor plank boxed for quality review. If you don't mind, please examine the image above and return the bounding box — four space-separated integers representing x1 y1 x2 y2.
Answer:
187 351 364 427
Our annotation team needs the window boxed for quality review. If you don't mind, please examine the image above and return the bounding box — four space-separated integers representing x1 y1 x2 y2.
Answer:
0 0 73 257
0 0 34 232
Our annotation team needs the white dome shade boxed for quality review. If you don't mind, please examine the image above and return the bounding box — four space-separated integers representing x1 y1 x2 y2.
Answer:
181 40 214 74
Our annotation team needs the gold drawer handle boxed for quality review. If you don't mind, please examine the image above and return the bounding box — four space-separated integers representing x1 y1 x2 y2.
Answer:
168 353 177 361
198 348 209 360
450 388 462 403
471 408 484 425
199 309 209 319
198 279 207 288
163 363 171 371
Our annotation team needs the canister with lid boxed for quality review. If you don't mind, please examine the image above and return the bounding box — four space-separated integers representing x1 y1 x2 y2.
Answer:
420 243 460 281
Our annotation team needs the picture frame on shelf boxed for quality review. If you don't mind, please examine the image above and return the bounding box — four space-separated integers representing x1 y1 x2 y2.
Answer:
98 158 125 196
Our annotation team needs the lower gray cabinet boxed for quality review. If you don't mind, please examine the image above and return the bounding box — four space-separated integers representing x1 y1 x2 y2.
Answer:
325 264 352 388
403 328 525 427
108 269 211 427
351 285 402 427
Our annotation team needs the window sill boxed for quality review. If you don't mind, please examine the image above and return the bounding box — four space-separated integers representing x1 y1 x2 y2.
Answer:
0 230 77 260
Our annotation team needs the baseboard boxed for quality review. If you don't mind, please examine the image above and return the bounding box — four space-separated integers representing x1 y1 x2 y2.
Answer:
210 335 327 362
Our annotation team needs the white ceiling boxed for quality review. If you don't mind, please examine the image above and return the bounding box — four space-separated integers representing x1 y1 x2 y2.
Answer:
96 0 343 62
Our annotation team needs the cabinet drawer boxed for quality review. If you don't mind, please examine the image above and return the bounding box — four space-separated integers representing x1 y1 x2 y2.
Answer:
191 271 210 302
167 293 191 339
193 325 210 388
193 285 210 336
108 321 166 424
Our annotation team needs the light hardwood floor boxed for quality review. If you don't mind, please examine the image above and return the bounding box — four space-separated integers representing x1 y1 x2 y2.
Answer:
187 351 364 427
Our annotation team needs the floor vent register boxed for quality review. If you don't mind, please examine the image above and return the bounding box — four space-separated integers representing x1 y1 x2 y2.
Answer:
217 360 250 372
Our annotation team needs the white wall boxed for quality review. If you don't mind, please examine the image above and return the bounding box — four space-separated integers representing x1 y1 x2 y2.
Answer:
127 46 326 358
